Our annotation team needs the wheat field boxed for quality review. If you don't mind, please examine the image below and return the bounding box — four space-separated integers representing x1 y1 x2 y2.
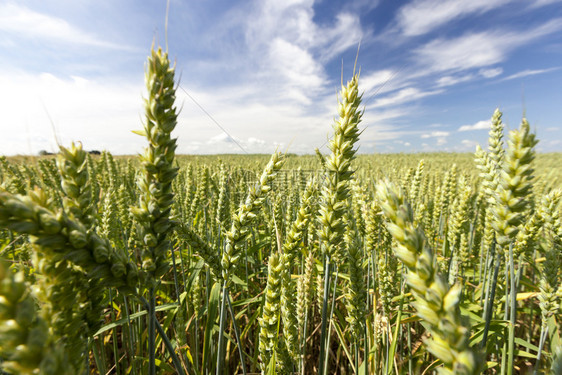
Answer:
0 46 561 375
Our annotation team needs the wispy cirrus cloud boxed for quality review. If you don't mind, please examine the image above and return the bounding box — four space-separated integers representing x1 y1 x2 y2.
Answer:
361 16 557 122
395 0 511 37
415 34 505 72
528 0 562 8
0 3 132 50
434 66 503 87
370 87 443 108
361 69 397 93
414 19 562 73
435 74 474 87
358 15 562 150
501 67 560 81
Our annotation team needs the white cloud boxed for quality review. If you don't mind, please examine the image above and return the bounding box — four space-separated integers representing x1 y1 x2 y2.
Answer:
480 67 503 78
361 69 397 94
421 131 450 138
416 33 504 72
396 0 511 37
458 120 491 131
414 20 562 73
352 116 416 152
0 71 144 155
243 0 367 105
267 38 326 104
316 12 364 62
419 130 450 147
206 133 269 152
0 3 129 49
0 71 313 156
247 137 266 146
368 107 411 121
370 87 443 108
0 69 345 156
208 133 237 144
529 0 562 7
545 127 559 132
436 74 474 87
502 67 560 80
177 79 353 155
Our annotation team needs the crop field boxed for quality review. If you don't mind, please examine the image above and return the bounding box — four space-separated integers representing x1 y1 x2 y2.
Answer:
0 47 561 375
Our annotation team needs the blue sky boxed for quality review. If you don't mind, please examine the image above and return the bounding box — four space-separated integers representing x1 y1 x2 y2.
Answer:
0 0 561 155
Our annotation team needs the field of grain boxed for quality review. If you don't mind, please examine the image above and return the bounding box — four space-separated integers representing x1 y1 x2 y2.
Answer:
1 47 561 375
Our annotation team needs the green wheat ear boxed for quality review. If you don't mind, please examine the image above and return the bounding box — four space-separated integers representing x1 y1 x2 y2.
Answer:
281 177 316 362
492 117 538 249
376 180 481 375
57 142 96 228
131 46 179 282
221 151 285 284
0 261 74 375
258 251 284 372
318 74 363 265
